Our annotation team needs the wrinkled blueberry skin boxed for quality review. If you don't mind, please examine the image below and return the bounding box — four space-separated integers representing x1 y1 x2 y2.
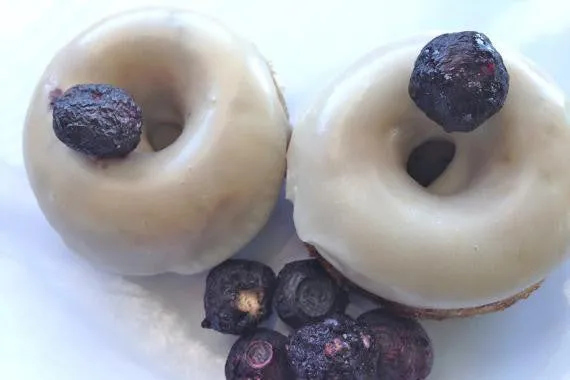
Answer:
287 314 376 380
357 309 433 380
274 259 349 329
202 259 276 335
52 84 143 158
409 31 509 133
225 328 294 380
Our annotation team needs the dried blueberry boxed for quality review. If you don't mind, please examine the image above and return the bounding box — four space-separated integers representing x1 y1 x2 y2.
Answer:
202 259 276 335
409 31 509 133
286 314 376 380
52 84 143 158
274 259 349 329
357 309 433 380
225 328 294 379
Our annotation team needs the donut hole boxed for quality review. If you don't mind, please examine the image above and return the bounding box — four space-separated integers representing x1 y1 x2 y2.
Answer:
139 90 186 152
145 122 184 151
390 103 510 197
406 139 456 188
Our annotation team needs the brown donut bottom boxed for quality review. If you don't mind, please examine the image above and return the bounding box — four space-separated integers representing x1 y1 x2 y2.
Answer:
305 244 542 320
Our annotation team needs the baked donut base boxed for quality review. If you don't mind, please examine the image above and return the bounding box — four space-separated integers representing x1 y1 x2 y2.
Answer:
304 244 542 320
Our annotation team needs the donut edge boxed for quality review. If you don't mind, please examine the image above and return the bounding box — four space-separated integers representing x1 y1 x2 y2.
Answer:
266 60 289 120
304 244 542 320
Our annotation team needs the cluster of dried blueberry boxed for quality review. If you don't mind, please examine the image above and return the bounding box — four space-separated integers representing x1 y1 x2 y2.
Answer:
202 258 433 380
202 258 349 336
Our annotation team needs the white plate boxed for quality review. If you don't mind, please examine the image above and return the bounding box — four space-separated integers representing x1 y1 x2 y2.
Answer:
2 1 570 379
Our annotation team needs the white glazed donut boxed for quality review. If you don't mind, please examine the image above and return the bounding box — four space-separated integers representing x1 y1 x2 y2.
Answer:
23 9 290 275
286 34 570 315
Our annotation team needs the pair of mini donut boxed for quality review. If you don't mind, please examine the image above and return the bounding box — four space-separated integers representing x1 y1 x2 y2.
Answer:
24 8 570 316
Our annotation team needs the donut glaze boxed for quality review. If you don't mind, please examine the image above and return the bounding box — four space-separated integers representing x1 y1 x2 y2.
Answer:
286 35 570 310
23 9 289 275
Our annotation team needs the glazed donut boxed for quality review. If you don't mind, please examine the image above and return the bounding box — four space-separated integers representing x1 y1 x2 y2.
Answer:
286 33 570 315
23 9 289 275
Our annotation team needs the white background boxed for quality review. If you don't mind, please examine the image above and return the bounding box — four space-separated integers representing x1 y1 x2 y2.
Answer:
2 1 570 379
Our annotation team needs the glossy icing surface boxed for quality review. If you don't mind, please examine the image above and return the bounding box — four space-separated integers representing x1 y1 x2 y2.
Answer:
286 35 570 309
23 9 290 275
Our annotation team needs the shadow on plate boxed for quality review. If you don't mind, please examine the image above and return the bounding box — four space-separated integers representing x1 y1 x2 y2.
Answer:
125 188 300 366
424 263 570 380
